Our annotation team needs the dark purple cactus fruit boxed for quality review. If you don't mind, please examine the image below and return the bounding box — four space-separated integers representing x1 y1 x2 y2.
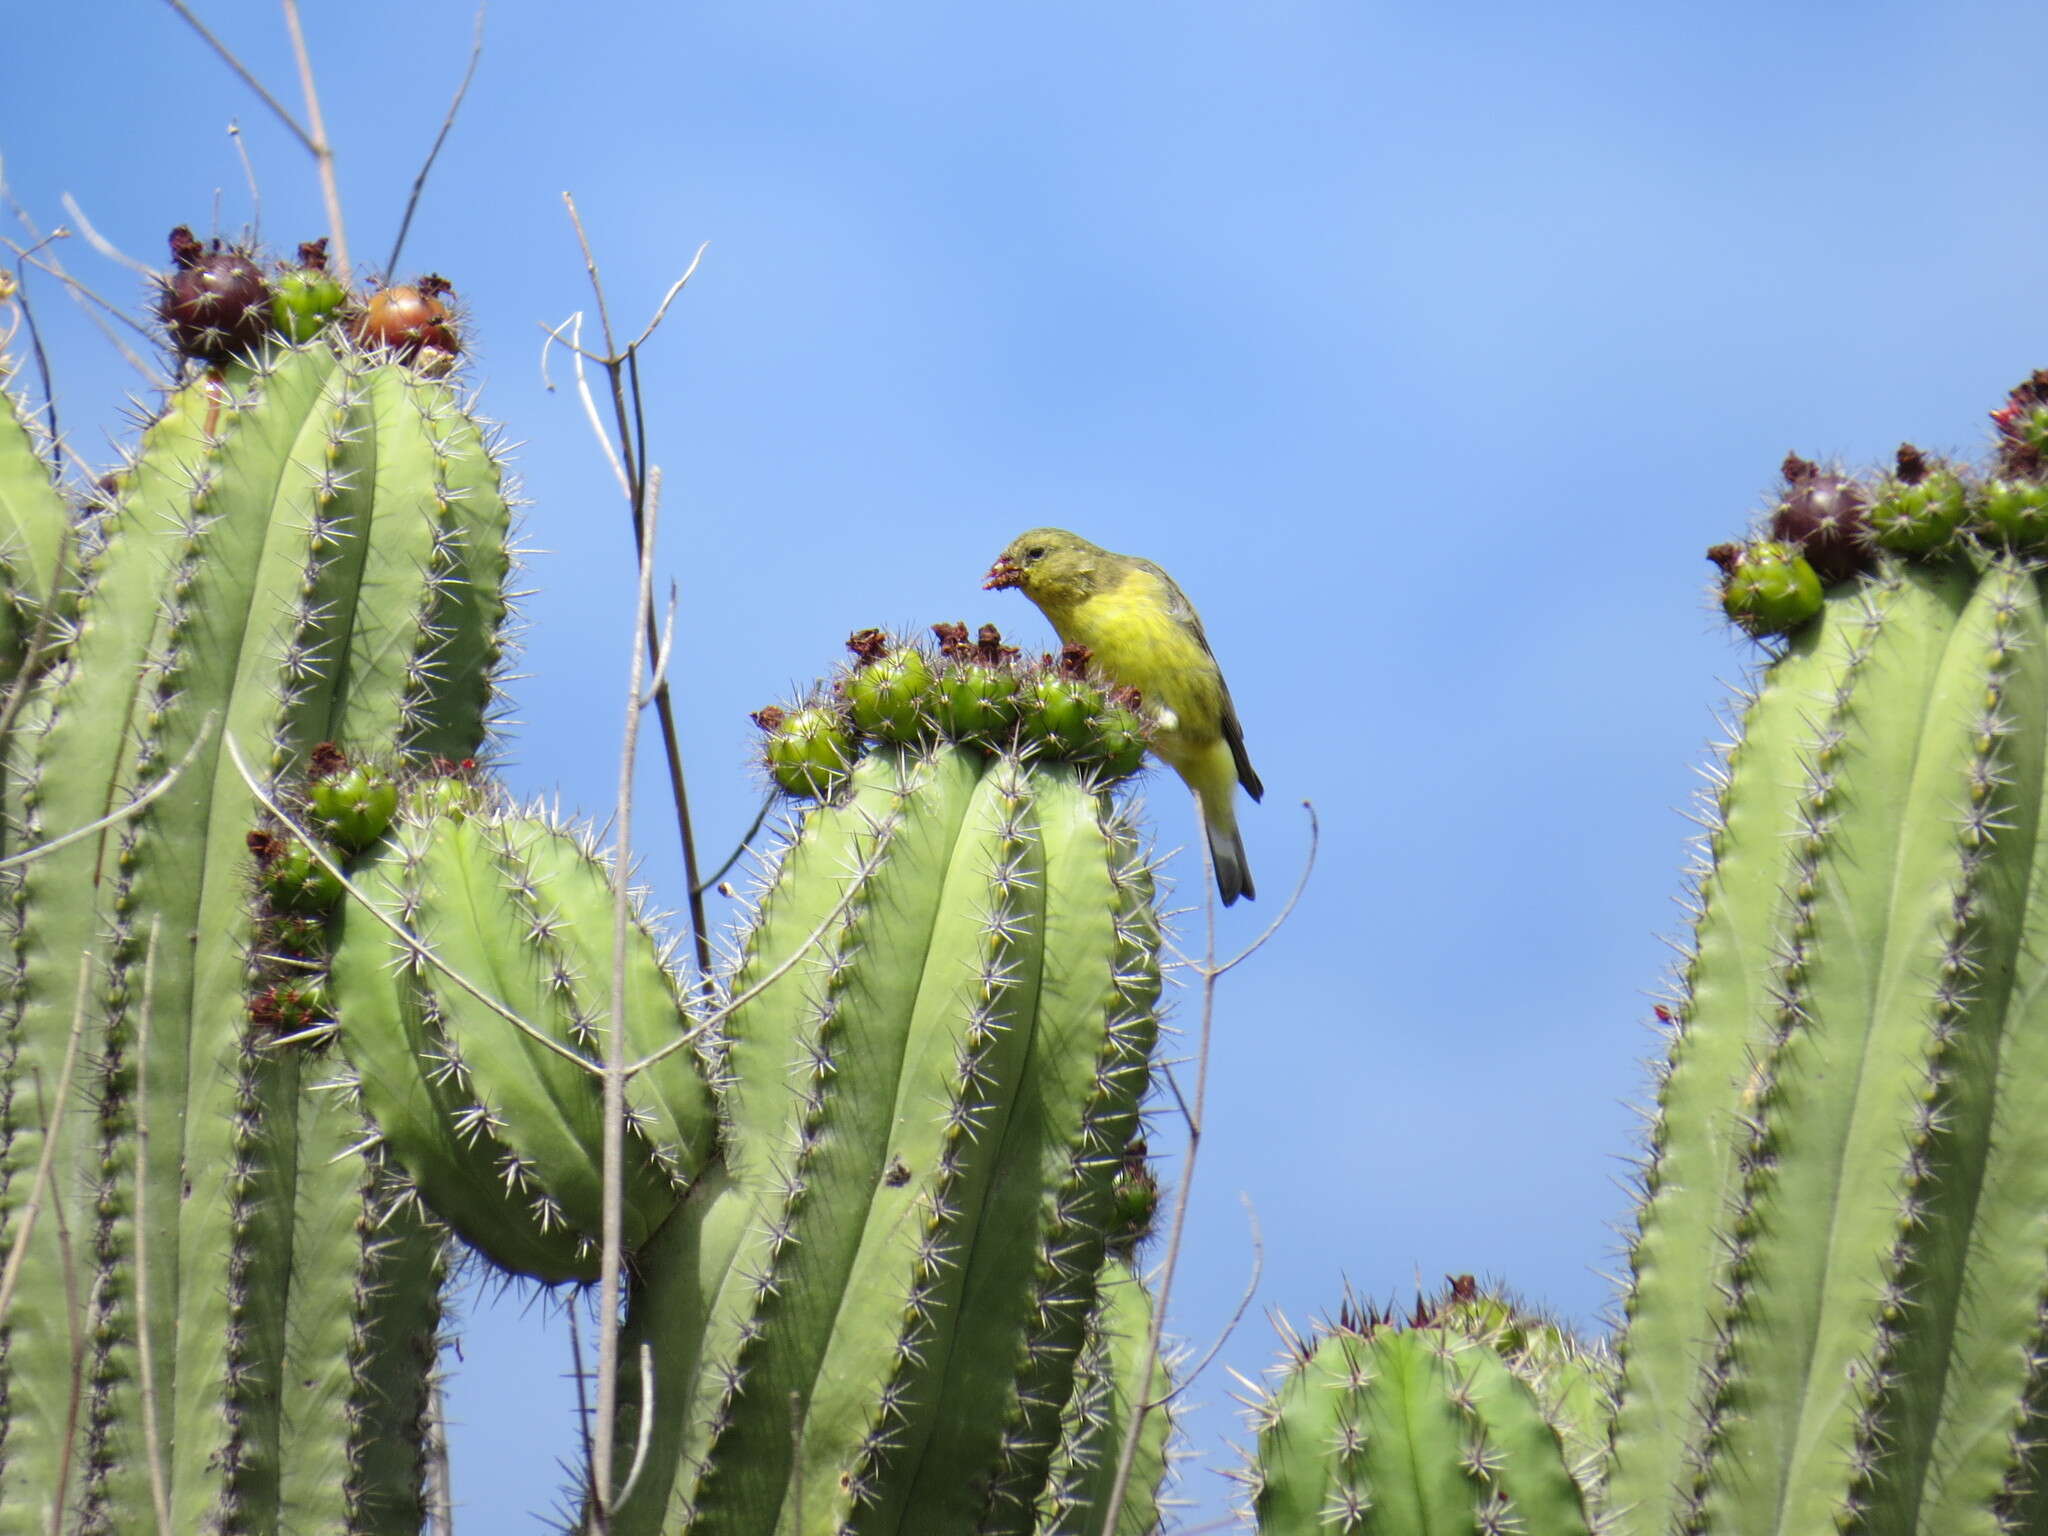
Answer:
1768 453 1873 584
158 225 273 361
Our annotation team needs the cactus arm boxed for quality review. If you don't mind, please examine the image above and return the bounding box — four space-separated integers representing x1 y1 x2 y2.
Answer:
1605 571 1958 1527
329 817 603 1282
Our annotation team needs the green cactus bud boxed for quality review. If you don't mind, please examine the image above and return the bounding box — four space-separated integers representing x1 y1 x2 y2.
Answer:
758 703 858 798
1867 443 1970 554
307 752 400 852
249 978 332 1035
1977 476 2048 547
270 239 348 342
1025 670 1103 756
1710 538 1824 636
250 829 345 913
843 629 936 742
930 621 1024 745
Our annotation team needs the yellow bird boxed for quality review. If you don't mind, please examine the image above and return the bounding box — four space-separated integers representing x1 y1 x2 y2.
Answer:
985 528 1263 904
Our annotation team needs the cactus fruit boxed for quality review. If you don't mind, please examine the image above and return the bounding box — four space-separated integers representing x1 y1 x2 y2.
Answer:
1769 454 1873 585
605 741 1162 1534
351 276 460 372
0 328 511 1532
1868 444 1970 554
270 238 349 342
157 225 273 361
306 742 401 851
755 703 858 800
1239 1278 1597 1536
1708 538 1824 635
842 627 936 743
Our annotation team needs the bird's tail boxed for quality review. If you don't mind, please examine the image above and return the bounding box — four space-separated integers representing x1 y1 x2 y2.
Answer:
1202 792 1255 906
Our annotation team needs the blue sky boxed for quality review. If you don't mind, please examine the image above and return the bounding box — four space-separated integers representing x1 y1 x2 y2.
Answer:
7 2 2047 1528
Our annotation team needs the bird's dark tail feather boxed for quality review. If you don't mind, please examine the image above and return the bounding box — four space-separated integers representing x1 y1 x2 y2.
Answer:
1211 821 1254 905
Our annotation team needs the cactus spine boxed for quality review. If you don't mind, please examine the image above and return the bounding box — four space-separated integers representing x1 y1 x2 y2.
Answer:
0 336 511 1533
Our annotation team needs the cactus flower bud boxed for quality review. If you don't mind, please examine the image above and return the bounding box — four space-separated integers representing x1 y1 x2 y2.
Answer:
1711 539 1823 636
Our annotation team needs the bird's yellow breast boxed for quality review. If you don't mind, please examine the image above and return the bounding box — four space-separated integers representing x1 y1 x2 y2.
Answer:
1034 567 1224 745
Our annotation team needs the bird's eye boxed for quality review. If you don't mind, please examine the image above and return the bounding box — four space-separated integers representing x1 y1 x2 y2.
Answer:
1026 546 1046 561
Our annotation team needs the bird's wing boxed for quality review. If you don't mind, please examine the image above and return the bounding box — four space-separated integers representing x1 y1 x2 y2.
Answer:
1136 558 1263 801
1134 557 1215 652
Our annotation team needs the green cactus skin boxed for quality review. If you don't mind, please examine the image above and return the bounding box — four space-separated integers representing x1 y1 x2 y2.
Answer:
0 336 511 1533
1241 1283 1594 1536
1611 555 2048 1534
1033 1257 1174 1536
0 372 69 692
327 796 718 1283
605 742 1160 1535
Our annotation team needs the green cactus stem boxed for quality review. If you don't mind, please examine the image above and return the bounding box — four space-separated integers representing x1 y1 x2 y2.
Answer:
606 740 1161 1535
1241 1278 1595 1536
1611 550 2048 1533
0 331 511 1534
1033 1257 1175 1536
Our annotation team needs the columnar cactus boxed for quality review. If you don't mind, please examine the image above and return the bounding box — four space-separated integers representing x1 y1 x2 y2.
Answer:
1239 1279 1600 1536
0 326 512 1533
1608 376 2048 1533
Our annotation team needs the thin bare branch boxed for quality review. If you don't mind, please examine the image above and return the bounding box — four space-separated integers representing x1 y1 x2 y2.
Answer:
692 790 776 899
537 314 630 499
626 243 709 351
0 952 92 1326
425 1373 456 1535
1153 1192 1262 1409
590 466 665 1524
57 195 155 279
1209 802 1317 978
131 924 173 1536
643 582 677 704
0 712 215 871
383 5 486 280
280 0 350 277
228 121 261 241
612 1343 656 1512
158 0 315 151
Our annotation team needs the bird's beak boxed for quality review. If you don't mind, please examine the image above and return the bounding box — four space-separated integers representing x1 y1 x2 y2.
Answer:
983 555 1024 591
